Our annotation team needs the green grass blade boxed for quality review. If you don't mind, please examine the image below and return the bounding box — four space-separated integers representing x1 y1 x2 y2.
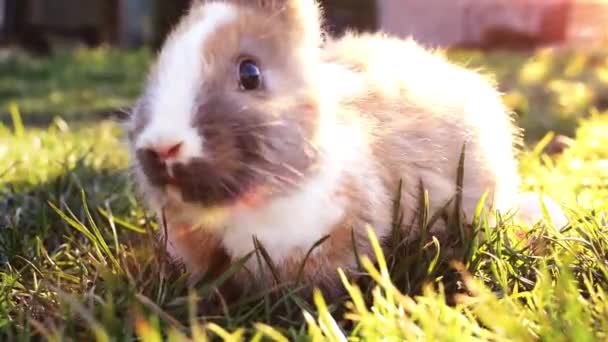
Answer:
8 102 24 138
98 208 146 234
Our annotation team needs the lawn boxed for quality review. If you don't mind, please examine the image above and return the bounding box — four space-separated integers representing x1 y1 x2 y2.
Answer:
1 46 608 341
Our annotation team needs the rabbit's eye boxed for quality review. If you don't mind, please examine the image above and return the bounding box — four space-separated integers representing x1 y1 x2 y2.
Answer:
238 59 261 91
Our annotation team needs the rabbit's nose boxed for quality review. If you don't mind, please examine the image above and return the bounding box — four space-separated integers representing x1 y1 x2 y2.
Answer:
148 142 184 161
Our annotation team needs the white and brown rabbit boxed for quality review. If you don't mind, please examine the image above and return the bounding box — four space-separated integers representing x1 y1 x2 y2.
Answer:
126 0 566 299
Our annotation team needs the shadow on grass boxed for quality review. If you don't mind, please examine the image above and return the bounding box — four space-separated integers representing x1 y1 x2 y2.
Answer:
0 161 167 340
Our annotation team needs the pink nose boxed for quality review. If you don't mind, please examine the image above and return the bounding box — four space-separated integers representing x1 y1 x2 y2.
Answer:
149 142 183 161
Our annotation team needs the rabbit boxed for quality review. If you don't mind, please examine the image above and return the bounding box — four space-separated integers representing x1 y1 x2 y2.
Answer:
125 0 566 299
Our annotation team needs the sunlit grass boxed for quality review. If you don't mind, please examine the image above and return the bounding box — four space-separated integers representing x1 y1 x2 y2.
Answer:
448 46 608 142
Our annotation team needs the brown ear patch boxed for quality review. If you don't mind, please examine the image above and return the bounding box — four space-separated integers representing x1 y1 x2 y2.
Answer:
198 0 323 48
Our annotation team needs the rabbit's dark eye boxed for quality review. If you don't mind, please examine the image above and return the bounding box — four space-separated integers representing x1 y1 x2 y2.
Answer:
238 59 261 91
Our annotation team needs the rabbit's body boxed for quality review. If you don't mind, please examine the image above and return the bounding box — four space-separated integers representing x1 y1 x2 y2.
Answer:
127 0 527 298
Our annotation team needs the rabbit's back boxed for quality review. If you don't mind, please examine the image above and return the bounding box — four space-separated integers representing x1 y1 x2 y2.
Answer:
323 33 522 232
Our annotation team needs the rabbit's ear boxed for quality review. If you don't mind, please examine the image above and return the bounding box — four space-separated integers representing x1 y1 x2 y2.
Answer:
282 0 324 44
245 0 323 51
203 0 324 48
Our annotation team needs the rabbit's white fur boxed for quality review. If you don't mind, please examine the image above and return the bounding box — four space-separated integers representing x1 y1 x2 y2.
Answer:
126 0 567 298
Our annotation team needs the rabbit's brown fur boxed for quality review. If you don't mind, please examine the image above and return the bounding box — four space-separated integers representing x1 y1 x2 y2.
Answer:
126 0 526 299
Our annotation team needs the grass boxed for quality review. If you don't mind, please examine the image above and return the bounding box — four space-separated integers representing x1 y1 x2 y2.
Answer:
447 47 608 142
1 45 608 340
0 48 150 126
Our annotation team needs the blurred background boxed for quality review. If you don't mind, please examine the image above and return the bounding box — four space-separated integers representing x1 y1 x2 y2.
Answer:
2 0 607 53
1 0 608 142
